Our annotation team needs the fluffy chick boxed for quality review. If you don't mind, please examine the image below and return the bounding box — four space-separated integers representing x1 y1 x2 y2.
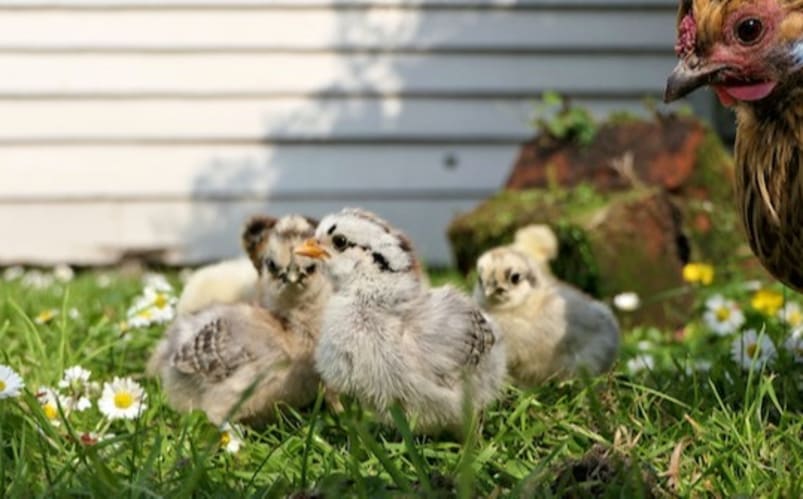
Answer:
176 257 257 316
512 224 559 273
475 247 619 386
295 208 506 433
148 215 330 426
176 214 321 315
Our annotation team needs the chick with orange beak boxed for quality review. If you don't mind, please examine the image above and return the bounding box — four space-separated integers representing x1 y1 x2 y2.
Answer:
296 208 506 434
665 0 803 292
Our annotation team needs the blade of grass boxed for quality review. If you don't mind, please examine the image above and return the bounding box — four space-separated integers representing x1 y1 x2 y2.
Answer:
389 403 431 493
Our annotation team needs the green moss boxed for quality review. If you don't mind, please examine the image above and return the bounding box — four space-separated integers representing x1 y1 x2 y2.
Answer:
676 123 741 264
447 184 617 293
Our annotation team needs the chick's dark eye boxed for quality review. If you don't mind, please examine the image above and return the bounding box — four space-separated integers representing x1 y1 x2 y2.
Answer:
332 234 348 251
735 18 763 45
510 273 521 285
265 258 279 274
305 263 316 274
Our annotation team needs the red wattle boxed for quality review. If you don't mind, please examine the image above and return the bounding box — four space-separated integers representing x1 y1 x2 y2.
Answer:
713 86 736 107
722 82 777 102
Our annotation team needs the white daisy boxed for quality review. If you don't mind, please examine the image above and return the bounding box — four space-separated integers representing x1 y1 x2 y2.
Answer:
626 354 654 374
53 264 74 283
0 365 24 399
703 294 745 336
127 286 176 328
21 270 55 290
684 359 713 376
57 365 97 412
784 328 803 364
142 273 172 292
778 302 803 328
636 340 652 351
3 266 24 281
96 274 112 289
219 423 243 454
613 292 640 312
730 329 777 371
68 308 81 320
98 377 147 420
34 309 59 325
58 365 91 388
37 386 64 426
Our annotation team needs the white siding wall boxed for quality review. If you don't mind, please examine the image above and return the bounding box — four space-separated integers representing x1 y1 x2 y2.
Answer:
0 0 682 266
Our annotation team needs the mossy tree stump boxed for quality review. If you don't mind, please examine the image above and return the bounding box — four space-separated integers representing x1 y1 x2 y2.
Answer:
447 114 739 327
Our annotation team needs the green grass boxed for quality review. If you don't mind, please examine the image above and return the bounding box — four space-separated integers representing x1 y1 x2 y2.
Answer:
1 268 802 498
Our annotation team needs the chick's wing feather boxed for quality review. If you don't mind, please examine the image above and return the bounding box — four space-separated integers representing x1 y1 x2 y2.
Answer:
170 316 256 382
416 286 498 385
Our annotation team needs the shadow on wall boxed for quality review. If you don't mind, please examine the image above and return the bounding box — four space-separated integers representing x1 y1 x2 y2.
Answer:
168 3 683 266
174 7 518 266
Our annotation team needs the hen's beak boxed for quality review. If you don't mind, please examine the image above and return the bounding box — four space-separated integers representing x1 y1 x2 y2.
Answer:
664 59 724 102
295 239 329 260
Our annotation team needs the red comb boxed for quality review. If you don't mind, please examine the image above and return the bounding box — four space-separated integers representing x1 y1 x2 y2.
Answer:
675 14 697 57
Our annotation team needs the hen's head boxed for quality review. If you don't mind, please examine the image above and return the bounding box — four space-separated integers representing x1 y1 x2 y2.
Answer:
665 0 803 106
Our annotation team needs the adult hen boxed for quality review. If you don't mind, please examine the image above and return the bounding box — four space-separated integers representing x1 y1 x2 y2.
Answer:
664 0 803 291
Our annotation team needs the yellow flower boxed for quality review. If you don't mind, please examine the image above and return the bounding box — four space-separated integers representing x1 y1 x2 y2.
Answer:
682 263 714 285
751 289 784 316
34 309 59 325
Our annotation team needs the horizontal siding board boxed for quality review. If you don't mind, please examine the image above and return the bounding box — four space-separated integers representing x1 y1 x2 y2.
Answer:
0 53 676 96
0 144 514 198
0 97 670 142
0 199 479 265
0 1 681 10
0 10 675 51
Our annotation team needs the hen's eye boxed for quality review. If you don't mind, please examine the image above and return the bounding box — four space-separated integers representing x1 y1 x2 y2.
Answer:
305 263 316 274
332 234 348 251
510 273 521 285
735 18 763 45
265 258 279 274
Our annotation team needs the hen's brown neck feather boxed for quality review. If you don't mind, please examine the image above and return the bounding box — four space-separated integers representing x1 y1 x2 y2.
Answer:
735 87 803 289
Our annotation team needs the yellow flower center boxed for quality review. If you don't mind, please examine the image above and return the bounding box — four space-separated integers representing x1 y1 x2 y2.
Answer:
137 309 153 320
715 307 731 322
114 391 134 409
153 293 168 309
0 380 6 392
44 403 58 420
788 311 802 327
746 343 760 359
220 432 231 446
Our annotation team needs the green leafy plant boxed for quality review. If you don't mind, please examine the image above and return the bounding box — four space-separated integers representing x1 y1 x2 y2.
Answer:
532 91 598 146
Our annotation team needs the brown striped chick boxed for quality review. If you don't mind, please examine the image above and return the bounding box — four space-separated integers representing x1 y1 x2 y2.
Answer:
475 247 619 387
147 215 330 426
295 208 506 433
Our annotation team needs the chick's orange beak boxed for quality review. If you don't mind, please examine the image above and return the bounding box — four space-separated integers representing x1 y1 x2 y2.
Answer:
295 239 330 260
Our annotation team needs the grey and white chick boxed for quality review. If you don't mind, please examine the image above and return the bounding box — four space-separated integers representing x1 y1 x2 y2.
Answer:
295 208 506 433
148 214 330 426
475 247 619 387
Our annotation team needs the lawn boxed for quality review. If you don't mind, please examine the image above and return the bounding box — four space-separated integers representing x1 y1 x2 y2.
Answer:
1 265 802 497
